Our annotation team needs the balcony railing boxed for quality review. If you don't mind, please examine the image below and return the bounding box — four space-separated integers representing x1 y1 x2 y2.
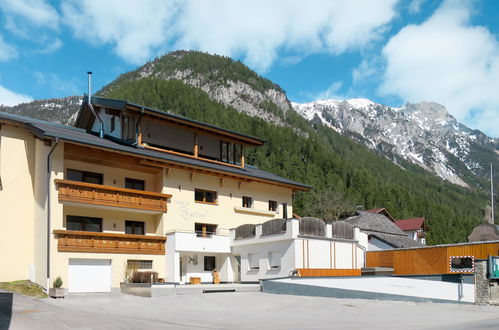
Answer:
53 230 166 255
55 179 171 213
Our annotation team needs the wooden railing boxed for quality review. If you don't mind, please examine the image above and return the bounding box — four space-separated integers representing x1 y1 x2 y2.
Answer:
55 179 171 213
53 230 166 255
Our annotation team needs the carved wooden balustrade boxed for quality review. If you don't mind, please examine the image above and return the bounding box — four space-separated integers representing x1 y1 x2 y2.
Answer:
53 230 166 255
55 179 171 213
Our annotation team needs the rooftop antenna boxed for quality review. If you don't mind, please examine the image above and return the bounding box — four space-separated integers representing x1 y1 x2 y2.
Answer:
87 71 104 138
491 163 495 223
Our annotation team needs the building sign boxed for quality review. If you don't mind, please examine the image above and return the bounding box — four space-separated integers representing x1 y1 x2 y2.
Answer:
449 256 474 273
488 256 499 279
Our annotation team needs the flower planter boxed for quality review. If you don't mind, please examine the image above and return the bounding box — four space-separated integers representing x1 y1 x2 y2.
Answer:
49 288 65 298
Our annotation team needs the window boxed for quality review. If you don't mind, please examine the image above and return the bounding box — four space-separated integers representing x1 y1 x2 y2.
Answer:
127 260 152 270
204 256 216 271
248 253 259 270
125 220 145 235
67 169 103 185
195 223 217 237
66 215 102 232
110 116 115 132
242 196 253 208
220 141 242 165
195 189 217 204
125 178 145 191
450 256 474 272
268 200 277 212
268 251 281 270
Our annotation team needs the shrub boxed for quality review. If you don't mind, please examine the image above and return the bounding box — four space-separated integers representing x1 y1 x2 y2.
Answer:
131 271 158 283
53 276 63 288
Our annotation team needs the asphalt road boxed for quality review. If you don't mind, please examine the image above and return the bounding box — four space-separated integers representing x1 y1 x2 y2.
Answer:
1 290 499 329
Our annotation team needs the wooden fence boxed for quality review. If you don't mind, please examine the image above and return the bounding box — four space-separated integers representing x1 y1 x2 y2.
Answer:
366 241 499 275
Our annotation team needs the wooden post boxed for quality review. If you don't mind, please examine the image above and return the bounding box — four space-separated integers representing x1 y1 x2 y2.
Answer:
193 134 198 157
138 122 143 145
240 146 245 168
202 225 207 238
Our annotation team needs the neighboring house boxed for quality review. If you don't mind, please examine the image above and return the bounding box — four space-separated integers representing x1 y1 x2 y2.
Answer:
0 95 310 292
230 217 366 282
395 217 427 245
343 211 424 251
365 208 397 222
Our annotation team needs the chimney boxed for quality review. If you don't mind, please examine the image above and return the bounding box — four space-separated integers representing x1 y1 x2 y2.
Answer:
86 72 104 138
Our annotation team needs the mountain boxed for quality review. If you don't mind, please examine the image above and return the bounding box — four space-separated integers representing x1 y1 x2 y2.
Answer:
0 50 496 244
0 96 82 125
293 99 499 188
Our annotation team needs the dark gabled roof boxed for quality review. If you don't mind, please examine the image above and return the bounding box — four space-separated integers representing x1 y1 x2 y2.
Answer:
343 211 424 249
368 233 424 249
395 217 425 231
0 111 310 191
344 211 405 235
365 208 396 222
76 96 265 146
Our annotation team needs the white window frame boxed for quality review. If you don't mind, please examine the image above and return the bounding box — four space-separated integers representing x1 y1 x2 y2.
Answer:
268 251 281 270
248 253 259 270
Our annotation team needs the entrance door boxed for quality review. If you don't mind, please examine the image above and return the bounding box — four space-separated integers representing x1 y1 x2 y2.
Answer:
68 259 111 293
233 255 241 283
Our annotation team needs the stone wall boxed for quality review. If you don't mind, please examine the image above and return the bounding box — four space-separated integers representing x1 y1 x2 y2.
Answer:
474 260 499 305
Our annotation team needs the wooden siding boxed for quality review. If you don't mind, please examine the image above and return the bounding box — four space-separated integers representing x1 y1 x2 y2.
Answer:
367 242 499 275
54 230 166 255
296 269 361 277
55 179 171 213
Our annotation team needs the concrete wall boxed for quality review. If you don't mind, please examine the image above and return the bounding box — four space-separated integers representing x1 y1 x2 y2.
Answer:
262 275 475 304
0 125 36 282
231 219 364 282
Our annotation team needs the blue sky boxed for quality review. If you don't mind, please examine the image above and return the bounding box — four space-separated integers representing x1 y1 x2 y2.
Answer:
0 0 498 137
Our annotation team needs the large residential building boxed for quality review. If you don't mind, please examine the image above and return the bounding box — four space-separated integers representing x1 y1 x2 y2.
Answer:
0 96 310 292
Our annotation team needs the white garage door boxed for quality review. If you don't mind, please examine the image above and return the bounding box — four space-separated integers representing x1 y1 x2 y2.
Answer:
68 259 111 293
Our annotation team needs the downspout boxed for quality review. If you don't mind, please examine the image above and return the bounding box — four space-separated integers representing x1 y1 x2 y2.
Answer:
356 243 367 268
87 72 104 138
46 138 59 293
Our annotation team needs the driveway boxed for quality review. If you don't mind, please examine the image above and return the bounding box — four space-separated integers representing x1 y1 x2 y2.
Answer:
2 291 499 329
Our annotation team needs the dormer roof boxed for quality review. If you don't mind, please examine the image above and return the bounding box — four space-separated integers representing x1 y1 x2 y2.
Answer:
75 96 265 146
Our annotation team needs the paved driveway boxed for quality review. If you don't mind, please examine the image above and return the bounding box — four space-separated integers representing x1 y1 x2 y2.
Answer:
2 291 499 329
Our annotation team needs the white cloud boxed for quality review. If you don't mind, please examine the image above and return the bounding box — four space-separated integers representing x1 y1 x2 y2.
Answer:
0 34 17 61
61 0 178 65
0 0 59 30
408 0 425 14
60 0 398 70
173 0 398 71
379 0 499 137
0 84 33 106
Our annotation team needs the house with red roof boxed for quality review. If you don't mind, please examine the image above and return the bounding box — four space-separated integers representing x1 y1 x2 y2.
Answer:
395 217 426 245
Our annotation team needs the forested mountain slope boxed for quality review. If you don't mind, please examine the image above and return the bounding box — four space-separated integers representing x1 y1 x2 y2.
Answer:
2 51 496 244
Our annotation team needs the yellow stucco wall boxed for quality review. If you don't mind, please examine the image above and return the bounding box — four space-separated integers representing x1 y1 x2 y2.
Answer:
162 168 293 233
0 125 36 282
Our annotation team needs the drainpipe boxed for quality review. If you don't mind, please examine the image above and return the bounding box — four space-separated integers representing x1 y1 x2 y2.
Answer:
87 72 104 138
46 138 60 293
357 243 367 268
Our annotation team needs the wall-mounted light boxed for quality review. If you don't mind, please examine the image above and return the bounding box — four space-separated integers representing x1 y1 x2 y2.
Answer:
230 193 232 198
113 223 116 228
178 185 182 191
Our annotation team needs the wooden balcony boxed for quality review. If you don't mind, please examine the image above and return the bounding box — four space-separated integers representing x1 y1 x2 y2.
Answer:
53 230 166 255
55 179 171 213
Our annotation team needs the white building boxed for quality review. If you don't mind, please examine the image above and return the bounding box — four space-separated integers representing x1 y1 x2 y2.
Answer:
230 218 366 282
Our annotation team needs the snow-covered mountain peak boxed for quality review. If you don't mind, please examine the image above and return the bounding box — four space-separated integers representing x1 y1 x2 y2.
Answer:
293 98 497 187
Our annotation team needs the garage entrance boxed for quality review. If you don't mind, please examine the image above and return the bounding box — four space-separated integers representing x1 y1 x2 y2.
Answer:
68 259 111 293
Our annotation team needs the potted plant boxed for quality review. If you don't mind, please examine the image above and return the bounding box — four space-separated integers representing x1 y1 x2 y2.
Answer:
49 276 65 298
